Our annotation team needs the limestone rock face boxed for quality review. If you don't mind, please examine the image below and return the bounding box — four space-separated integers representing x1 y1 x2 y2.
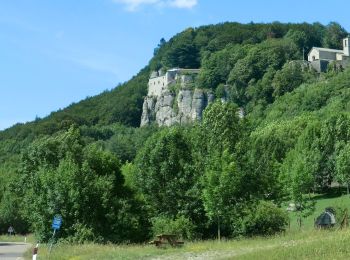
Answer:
155 91 177 126
140 88 214 127
140 96 156 127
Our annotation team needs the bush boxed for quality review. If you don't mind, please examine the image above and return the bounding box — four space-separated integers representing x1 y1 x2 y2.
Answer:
332 204 349 227
64 223 96 244
215 83 226 98
151 215 196 240
243 201 289 236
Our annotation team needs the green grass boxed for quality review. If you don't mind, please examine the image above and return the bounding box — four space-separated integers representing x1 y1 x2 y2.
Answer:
23 230 350 260
23 192 350 259
288 192 350 230
0 234 35 243
235 229 350 260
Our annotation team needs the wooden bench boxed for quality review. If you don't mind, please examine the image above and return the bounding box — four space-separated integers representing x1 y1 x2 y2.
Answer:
149 234 184 247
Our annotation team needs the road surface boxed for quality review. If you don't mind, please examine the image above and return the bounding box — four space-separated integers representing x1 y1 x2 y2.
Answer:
0 242 31 260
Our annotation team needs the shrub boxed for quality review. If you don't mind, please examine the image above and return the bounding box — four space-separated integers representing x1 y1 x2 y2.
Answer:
332 204 349 227
243 201 289 236
215 83 226 98
59 223 96 244
151 215 196 240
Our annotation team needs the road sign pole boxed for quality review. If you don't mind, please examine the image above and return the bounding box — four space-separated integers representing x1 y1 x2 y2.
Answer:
49 215 62 257
48 228 56 255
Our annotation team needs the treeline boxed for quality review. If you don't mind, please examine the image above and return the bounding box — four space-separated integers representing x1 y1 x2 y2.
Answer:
0 103 288 241
4 86 350 241
0 21 350 242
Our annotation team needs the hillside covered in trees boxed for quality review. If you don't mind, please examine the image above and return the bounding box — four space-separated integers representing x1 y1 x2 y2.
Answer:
1 21 350 242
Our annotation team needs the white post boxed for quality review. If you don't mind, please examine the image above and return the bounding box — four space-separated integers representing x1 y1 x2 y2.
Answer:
32 243 39 260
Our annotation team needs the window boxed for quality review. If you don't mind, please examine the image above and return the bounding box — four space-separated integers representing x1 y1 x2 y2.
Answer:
312 56 316 61
345 40 348 47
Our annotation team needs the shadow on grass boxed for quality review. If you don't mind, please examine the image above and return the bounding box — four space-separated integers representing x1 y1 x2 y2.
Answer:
312 187 349 200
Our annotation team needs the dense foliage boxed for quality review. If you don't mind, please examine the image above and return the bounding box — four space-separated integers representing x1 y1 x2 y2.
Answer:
0 21 349 242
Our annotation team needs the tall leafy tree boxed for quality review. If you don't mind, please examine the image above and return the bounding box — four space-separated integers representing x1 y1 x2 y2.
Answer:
202 150 251 239
201 102 249 238
335 142 350 195
281 149 316 224
134 127 201 221
202 102 241 154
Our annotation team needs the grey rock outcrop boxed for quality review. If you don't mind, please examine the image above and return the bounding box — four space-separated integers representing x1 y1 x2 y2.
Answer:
140 88 214 127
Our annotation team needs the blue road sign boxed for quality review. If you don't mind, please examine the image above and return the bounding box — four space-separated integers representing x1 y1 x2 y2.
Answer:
52 215 62 230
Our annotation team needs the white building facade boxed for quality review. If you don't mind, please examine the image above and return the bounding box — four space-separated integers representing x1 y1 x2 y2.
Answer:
308 36 350 72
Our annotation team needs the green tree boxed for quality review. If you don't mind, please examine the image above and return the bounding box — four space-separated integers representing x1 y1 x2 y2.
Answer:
201 102 251 239
153 38 166 56
134 127 201 220
163 28 200 68
227 39 299 105
281 149 316 227
323 22 348 50
335 142 350 195
17 127 148 242
202 102 240 154
285 29 308 49
202 150 251 239
272 62 304 97
196 44 248 89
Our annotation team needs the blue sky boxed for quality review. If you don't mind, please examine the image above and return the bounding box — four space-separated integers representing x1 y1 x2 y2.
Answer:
1 0 349 130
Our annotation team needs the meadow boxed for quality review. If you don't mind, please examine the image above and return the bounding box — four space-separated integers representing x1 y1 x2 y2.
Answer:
22 229 350 260
288 192 350 230
0 234 34 243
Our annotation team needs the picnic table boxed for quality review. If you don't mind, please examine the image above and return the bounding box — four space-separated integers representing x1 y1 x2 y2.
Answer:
149 234 184 247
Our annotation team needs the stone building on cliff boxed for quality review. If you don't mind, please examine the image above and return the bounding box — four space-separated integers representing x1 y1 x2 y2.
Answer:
308 36 350 72
140 68 215 127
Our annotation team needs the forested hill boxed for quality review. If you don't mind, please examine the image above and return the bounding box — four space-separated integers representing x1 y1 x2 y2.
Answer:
1 21 350 241
1 21 346 140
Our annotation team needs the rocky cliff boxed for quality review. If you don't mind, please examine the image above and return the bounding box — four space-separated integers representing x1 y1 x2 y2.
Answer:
141 88 215 127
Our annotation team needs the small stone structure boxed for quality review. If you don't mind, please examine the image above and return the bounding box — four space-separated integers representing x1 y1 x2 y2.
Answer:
148 68 200 97
315 208 336 228
308 36 350 72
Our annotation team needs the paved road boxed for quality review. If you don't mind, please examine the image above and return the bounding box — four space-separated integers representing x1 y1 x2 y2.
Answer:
0 242 31 260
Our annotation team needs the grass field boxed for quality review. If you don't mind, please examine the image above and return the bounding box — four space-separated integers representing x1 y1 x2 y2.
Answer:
23 229 350 260
0 234 35 243
21 192 350 259
288 192 350 230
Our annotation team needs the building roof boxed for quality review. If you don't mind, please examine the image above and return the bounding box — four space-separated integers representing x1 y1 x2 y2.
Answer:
168 68 200 73
311 47 344 54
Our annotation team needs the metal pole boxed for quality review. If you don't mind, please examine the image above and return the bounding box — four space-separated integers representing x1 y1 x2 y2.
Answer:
49 229 56 255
